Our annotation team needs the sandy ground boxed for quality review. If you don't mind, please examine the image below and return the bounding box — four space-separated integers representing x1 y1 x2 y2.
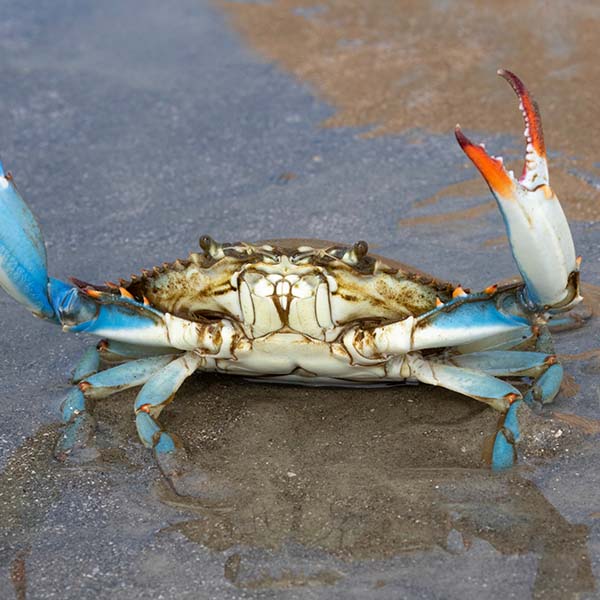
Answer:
0 1 599 598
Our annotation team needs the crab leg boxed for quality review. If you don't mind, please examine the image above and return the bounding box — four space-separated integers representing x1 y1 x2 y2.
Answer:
492 400 522 470
455 70 579 310
70 339 184 382
448 350 554 376
405 354 524 469
71 344 103 383
57 354 178 458
450 347 564 405
46 278 236 353
406 354 521 412
97 339 182 362
523 363 563 407
0 167 236 356
133 352 202 463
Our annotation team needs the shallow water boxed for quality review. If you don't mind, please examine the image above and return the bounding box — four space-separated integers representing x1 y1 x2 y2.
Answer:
0 1 599 598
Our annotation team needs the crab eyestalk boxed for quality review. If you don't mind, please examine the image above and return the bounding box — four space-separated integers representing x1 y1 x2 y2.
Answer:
455 70 580 311
0 163 55 319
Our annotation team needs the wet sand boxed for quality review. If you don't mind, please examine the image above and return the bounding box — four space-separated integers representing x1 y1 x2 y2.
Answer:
221 0 600 222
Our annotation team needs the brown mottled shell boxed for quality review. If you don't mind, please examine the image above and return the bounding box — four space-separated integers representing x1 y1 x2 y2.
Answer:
118 239 458 329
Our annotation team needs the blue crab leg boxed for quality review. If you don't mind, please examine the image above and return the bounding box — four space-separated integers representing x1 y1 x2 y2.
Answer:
133 352 202 471
492 400 522 470
448 350 555 377
47 278 235 353
0 165 54 318
71 344 103 383
456 70 579 311
523 363 564 407
406 354 521 412
98 339 181 362
452 347 564 404
71 340 182 382
56 354 178 458
77 355 178 399
349 295 530 358
406 354 523 470
452 348 565 405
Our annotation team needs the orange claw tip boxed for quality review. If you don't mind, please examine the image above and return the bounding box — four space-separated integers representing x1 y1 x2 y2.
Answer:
497 69 546 159
452 285 467 298
435 297 444 307
143 295 151 306
484 284 498 295
576 255 583 269
84 289 103 299
455 126 514 199
119 287 134 299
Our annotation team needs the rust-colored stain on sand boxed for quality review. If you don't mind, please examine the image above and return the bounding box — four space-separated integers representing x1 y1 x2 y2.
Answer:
220 0 600 221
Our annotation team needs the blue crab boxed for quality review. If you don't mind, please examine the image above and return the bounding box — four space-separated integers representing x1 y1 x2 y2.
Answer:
0 71 581 491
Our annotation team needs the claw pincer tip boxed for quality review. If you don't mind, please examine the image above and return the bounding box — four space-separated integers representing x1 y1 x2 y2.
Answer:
455 127 514 199
497 69 546 159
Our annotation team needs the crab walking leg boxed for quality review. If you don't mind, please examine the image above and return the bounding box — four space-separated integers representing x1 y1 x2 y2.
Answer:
56 355 179 458
406 354 521 412
406 354 522 469
492 400 523 470
455 70 579 310
134 352 203 457
449 349 564 407
523 364 564 407
71 344 103 383
71 339 183 383
97 339 182 362
448 350 556 377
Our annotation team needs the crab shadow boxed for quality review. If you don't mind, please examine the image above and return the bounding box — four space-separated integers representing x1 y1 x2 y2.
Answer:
145 374 593 595
0 376 593 596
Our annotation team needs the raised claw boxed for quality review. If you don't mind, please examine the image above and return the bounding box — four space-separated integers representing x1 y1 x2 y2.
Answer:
498 68 548 190
456 70 579 311
0 164 54 318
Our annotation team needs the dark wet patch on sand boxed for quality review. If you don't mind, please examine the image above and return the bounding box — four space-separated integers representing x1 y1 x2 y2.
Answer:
151 373 592 593
0 375 594 595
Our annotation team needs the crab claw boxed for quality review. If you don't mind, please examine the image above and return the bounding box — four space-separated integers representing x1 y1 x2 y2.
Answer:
456 70 578 310
0 163 54 318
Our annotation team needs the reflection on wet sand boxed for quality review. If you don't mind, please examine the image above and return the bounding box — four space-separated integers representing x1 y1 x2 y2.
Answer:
220 0 600 225
155 375 593 595
0 376 595 595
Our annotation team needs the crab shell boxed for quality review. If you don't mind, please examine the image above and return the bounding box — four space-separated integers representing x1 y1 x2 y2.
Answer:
126 238 454 340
